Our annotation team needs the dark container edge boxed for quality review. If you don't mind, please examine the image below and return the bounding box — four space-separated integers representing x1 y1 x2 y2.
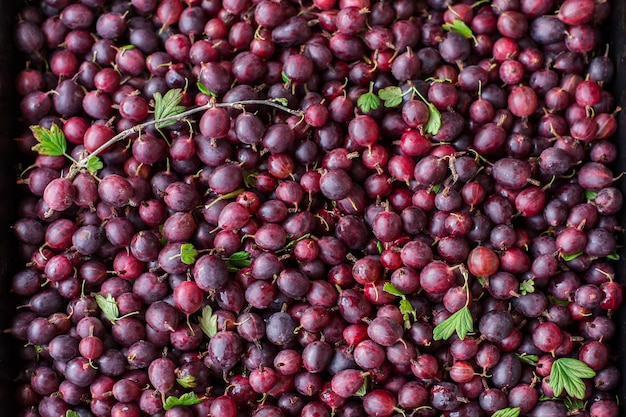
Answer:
0 0 21 417
0 0 625 414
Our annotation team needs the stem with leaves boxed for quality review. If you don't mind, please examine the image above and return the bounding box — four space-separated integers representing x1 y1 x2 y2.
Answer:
31 89 303 178
81 95 302 163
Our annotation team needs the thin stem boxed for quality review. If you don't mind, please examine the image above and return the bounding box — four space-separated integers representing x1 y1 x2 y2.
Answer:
76 102 212 166
218 99 303 116
74 99 302 169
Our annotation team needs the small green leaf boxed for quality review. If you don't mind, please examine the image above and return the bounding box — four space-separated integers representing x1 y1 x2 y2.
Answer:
607 252 620 261
198 305 218 338
442 19 475 41
153 89 186 128
585 190 598 200
163 392 204 410
424 103 442 135
66 411 80 417
491 408 520 417
561 251 583 261
177 375 197 389
563 397 584 412
225 251 251 272
357 92 381 113
431 184 442 194
399 298 417 321
515 353 538 366
119 44 135 50
31 124 67 156
86 156 103 174
519 279 535 296
354 377 367 397
196 80 217 97
433 306 473 341
376 240 384 255
425 77 453 83
549 358 596 399
242 169 258 189
272 97 289 106
281 71 290 84
383 282 405 297
476 275 488 288
549 296 570 307
95 293 119 323
180 243 198 265
158 224 167 246
378 86 404 108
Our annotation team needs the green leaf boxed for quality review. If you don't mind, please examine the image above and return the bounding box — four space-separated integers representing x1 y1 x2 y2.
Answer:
563 397 584 412
607 252 620 261
177 375 197 389
515 353 538 366
549 296 570 307
86 156 103 174
376 240 384 255
66 411 80 417
357 92 381 113
424 103 442 135
180 243 198 265
585 190 598 200
271 97 289 106
383 282 405 297
476 275 488 288
561 251 583 261
163 392 204 410
119 44 135 50
442 19 475 41
226 251 251 272
31 124 67 156
198 305 218 338
281 71 290 84
378 86 404 108
491 408 520 417
153 89 186 128
549 358 596 399
158 224 167 246
95 293 119 323
433 306 473 341
196 80 217 97
354 377 367 397
557 358 596 378
399 298 417 322
242 169 258 189
431 183 442 194
425 77 453 83
519 279 535 296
